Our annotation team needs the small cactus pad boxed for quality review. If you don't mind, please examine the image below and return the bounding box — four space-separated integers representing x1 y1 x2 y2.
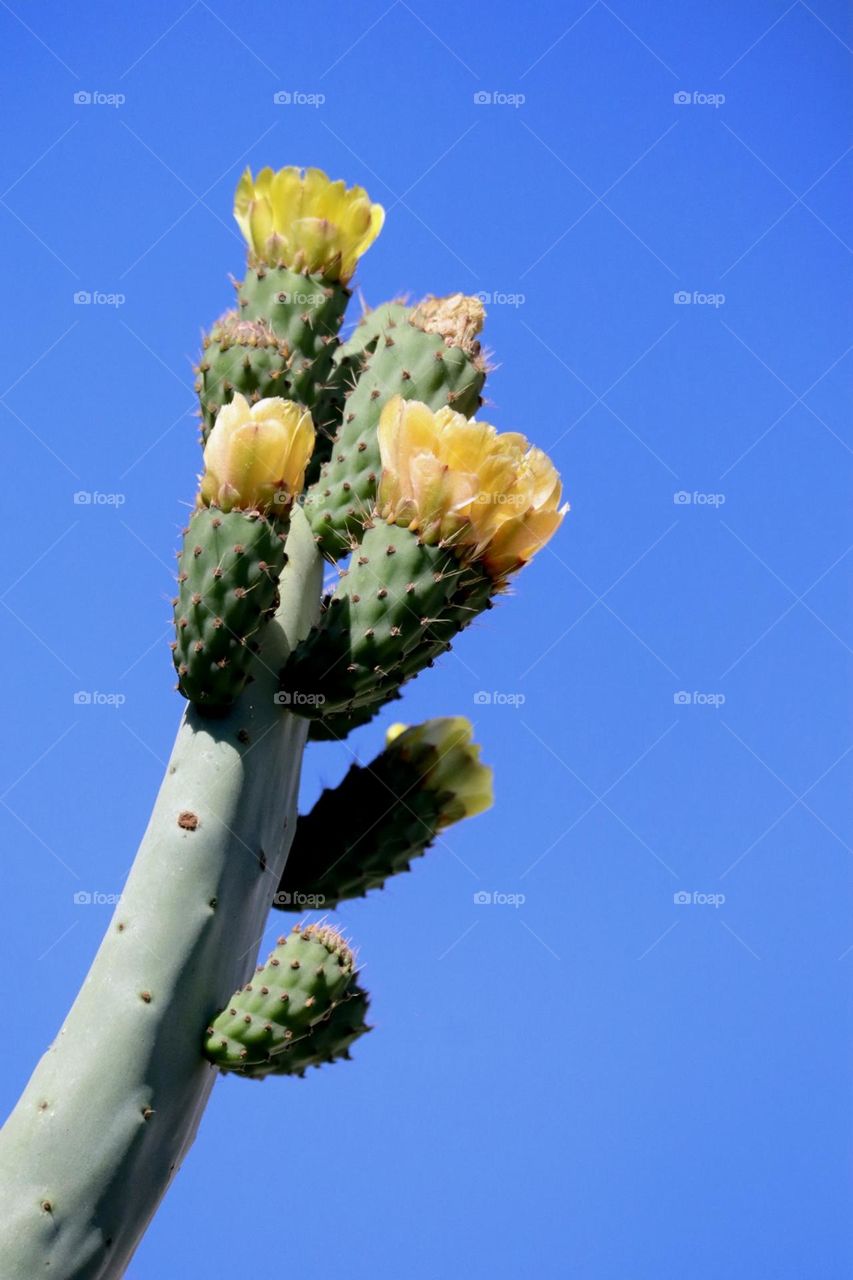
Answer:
204 923 356 1069
238 265 349 411
304 296 486 558
225 986 372 1079
275 753 448 909
172 507 287 712
279 521 460 717
196 313 294 443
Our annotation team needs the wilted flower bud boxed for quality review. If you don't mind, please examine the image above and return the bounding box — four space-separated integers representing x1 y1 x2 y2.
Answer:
386 718 494 826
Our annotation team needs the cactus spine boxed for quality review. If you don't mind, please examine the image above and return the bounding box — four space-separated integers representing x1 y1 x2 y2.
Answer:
0 163 566 1278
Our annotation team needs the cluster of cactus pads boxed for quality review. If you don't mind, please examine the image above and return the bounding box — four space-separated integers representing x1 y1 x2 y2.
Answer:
0 165 566 1276
170 163 565 1068
170 166 564 1079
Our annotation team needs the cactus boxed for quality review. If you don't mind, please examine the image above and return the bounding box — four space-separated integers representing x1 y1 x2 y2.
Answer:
205 922 356 1068
305 293 487 558
172 394 314 712
276 719 493 908
228 985 372 1080
0 163 566 1277
303 299 411 485
197 167 384 442
196 313 292 442
307 698 390 742
282 395 567 718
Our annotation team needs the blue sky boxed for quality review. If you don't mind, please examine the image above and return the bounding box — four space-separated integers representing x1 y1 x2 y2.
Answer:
1 2 850 1276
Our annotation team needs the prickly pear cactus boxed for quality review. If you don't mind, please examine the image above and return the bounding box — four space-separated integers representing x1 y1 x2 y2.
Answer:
205 923 356 1069
235 266 348 409
196 313 293 442
171 393 314 713
276 719 493 908
282 393 567 719
224 985 372 1079
307 698 390 742
172 507 287 709
303 300 412 485
280 521 459 715
0 161 568 1280
305 293 487 558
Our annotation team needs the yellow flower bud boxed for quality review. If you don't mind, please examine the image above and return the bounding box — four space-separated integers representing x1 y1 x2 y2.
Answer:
234 166 384 281
199 394 315 515
377 397 567 576
386 717 494 826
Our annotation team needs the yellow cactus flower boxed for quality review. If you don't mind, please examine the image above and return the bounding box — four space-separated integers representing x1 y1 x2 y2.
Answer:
377 396 567 577
200 393 315 515
234 166 384 281
386 717 493 826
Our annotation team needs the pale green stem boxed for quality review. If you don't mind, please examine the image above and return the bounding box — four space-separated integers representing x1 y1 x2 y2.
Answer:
0 508 322 1279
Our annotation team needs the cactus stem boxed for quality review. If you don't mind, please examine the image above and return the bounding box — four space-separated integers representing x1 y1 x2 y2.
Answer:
0 510 322 1277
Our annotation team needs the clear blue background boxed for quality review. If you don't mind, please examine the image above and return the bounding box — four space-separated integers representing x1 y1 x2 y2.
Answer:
1 2 850 1276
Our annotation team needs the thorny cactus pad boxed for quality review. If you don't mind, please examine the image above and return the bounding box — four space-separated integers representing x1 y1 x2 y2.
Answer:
276 718 493 908
281 395 567 718
228 986 372 1080
0 161 566 1279
305 293 487 558
205 923 356 1069
171 394 313 711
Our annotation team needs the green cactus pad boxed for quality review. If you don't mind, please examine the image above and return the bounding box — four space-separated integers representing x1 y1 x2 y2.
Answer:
341 300 412 357
224 986 372 1079
171 507 287 712
279 520 462 716
275 751 448 909
399 561 496 677
204 923 356 1069
238 265 349 410
196 313 294 443
307 698 391 742
304 297 486 558
305 301 414 487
